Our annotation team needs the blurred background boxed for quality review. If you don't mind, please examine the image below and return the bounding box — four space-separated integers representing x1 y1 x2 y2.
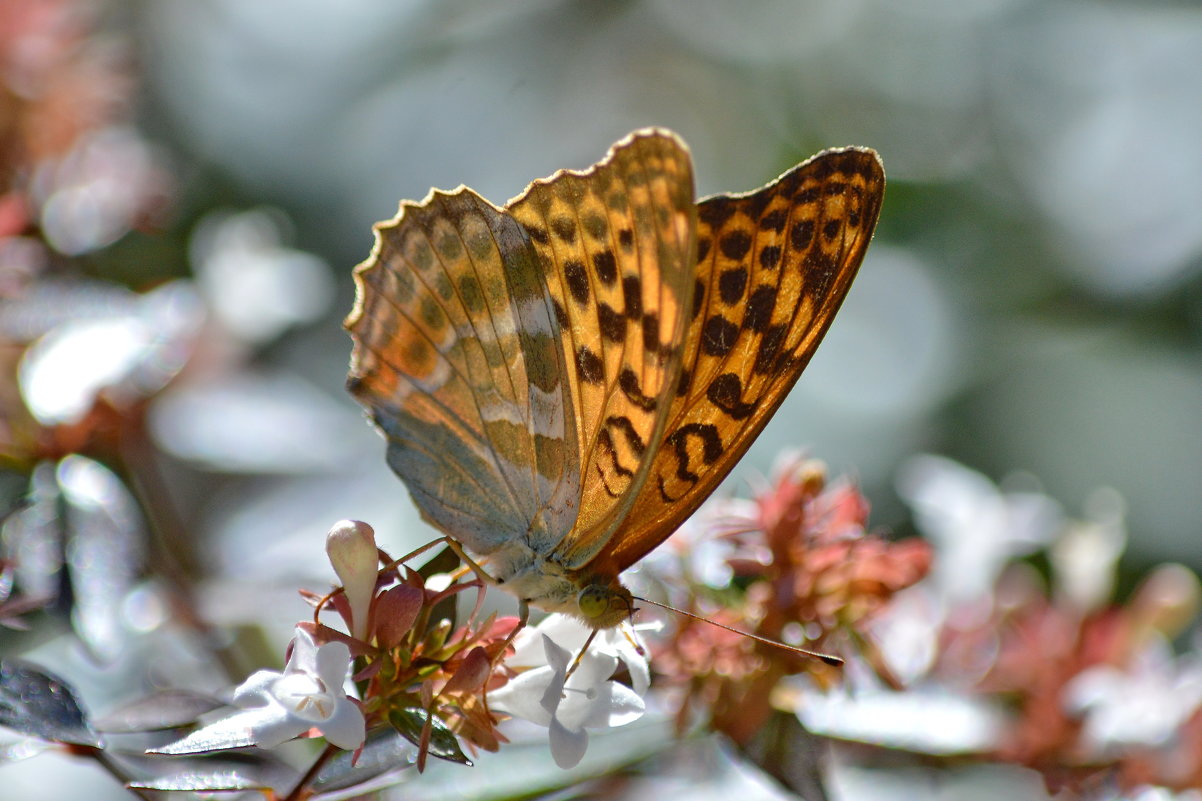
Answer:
3 0 1202 798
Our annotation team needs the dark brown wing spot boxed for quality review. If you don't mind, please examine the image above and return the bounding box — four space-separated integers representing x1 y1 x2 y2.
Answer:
593 249 617 285
773 352 798 376
698 197 736 228
642 312 667 356
719 230 752 260
459 274 485 313
718 268 748 305
618 228 634 252
692 278 706 320
790 220 815 251
805 249 835 275
526 225 549 245
663 422 724 488
745 192 772 220
551 216 577 243
622 275 642 318
676 367 691 396
618 368 657 411
759 209 787 232
697 236 711 263
744 285 776 332
438 233 462 259
583 211 608 240
759 245 782 270
551 297 569 328
753 324 786 374
823 219 841 241
606 414 647 456
576 345 604 384
702 314 738 357
707 373 757 420
837 151 862 172
598 303 626 343
595 429 632 492
795 187 820 204
564 259 589 306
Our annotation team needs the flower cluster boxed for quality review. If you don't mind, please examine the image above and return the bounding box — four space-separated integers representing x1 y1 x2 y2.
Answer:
1 0 166 286
929 498 1202 792
645 454 932 745
154 518 651 794
816 455 1202 798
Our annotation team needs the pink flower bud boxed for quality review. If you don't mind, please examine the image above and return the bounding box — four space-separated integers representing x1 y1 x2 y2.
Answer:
325 519 378 640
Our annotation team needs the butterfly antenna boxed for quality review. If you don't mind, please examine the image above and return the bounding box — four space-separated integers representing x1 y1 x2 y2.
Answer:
632 595 843 667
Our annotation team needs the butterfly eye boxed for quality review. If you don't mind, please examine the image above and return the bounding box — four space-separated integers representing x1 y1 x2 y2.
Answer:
577 584 632 627
577 585 611 620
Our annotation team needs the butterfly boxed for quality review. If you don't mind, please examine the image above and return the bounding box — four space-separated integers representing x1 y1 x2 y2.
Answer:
345 129 883 629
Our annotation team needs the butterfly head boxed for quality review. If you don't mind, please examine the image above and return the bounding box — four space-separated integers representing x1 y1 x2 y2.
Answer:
576 579 634 629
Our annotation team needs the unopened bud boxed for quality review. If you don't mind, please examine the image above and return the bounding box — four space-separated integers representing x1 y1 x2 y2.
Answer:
326 519 378 640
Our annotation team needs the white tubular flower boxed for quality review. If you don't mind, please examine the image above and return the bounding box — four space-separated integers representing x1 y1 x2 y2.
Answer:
491 618 647 769
507 614 652 696
234 627 364 750
325 519 378 640
151 627 365 756
1066 637 1202 754
896 454 1063 616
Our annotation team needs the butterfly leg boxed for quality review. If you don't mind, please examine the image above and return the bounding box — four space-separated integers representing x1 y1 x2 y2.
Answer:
565 628 600 683
439 536 501 585
437 537 536 667
378 535 457 575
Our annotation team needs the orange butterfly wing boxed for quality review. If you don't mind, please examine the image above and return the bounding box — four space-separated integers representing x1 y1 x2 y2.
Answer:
507 131 697 569
590 147 886 577
345 188 582 556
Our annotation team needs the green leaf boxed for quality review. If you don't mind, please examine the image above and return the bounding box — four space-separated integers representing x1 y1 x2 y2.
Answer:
0 659 101 747
388 707 472 766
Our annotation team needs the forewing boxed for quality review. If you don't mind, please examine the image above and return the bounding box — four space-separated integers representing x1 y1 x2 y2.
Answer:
346 188 579 554
507 130 697 565
597 147 885 573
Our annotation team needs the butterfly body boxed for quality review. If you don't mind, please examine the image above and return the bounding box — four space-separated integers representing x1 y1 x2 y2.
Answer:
347 129 883 629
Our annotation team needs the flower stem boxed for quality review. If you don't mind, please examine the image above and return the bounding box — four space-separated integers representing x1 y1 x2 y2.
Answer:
282 743 340 801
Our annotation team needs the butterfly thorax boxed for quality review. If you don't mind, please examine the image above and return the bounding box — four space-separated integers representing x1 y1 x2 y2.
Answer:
485 542 632 629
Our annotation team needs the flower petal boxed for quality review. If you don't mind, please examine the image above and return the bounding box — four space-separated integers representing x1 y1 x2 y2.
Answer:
548 715 588 769
565 651 617 689
540 634 571 674
598 625 652 696
315 640 353 691
624 652 651 697
248 703 309 748
286 627 320 671
233 669 284 707
599 682 646 727
488 667 557 725
320 699 366 749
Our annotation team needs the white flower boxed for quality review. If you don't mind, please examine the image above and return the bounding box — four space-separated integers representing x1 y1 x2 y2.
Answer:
896 454 1062 616
150 627 365 756
1049 487 1126 613
506 614 652 695
233 627 365 749
491 616 647 768
1066 637 1202 754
